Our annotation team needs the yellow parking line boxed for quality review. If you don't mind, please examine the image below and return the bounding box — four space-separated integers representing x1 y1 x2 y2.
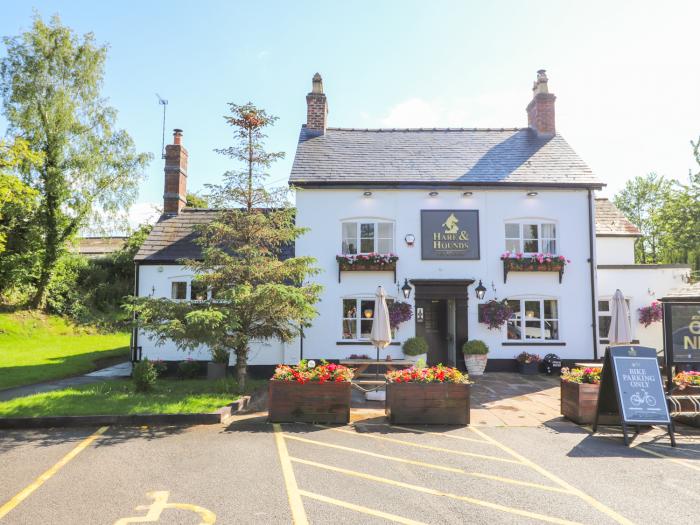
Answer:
359 423 492 444
316 424 522 465
469 427 635 525
284 433 570 494
291 457 582 525
0 426 108 521
273 424 308 525
299 490 427 525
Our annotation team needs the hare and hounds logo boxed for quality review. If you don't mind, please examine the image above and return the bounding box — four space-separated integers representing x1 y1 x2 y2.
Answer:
442 213 460 234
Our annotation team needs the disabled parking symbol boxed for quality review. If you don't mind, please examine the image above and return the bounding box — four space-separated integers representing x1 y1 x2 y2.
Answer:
114 491 216 524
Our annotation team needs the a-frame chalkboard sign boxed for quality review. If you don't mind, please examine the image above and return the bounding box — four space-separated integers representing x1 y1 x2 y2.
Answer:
592 345 676 446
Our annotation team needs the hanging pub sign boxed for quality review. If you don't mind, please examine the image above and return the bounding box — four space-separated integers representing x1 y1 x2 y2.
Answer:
593 345 675 447
664 303 700 363
421 210 480 260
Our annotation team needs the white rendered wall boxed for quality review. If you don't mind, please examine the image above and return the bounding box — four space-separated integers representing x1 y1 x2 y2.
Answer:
295 188 598 361
136 264 296 365
597 266 690 350
596 237 637 264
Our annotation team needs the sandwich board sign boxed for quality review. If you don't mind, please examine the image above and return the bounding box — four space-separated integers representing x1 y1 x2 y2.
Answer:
592 345 675 446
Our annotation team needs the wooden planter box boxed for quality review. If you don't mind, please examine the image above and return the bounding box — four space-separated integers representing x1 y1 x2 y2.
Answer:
338 262 397 272
503 259 564 283
560 381 600 424
268 380 351 424
386 382 470 425
517 361 540 375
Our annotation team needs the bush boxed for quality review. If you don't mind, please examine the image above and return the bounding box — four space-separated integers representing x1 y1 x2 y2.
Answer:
462 340 489 355
132 358 159 392
177 359 201 379
402 336 428 356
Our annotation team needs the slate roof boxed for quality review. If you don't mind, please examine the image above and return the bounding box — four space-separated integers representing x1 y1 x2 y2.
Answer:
289 127 603 188
594 198 641 237
661 281 700 301
134 209 218 262
134 208 295 263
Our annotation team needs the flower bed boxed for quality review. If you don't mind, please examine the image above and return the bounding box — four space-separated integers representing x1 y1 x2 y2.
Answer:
268 361 353 423
559 367 601 424
336 253 398 271
385 365 471 425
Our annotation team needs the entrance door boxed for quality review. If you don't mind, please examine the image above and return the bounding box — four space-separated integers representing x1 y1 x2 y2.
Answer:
415 299 448 365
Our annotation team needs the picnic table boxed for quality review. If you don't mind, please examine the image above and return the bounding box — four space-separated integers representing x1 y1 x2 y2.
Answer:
339 359 414 393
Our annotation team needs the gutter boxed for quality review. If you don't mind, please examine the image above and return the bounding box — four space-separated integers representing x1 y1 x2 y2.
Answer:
290 181 606 191
587 190 599 360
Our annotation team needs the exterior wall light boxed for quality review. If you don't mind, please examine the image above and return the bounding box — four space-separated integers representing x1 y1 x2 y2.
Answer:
428 191 439 197
363 191 373 197
462 191 473 197
401 278 412 299
404 233 415 246
526 191 538 197
475 280 486 300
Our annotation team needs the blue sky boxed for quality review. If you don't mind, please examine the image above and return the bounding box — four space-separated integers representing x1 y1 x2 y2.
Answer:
2 1 699 229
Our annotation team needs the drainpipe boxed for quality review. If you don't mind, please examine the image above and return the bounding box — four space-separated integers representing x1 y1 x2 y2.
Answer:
131 262 139 363
587 190 599 360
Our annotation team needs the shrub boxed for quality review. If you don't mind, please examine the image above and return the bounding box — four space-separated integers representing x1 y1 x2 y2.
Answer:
177 359 201 379
132 358 159 392
211 346 230 364
402 336 428 356
462 340 489 355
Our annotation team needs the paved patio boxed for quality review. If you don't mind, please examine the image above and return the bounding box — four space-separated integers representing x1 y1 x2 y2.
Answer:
350 372 562 427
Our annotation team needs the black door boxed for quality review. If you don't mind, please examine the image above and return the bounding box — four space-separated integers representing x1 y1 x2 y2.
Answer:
415 299 448 365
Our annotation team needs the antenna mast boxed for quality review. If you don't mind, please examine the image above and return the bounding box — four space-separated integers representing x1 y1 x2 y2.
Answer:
156 93 168 159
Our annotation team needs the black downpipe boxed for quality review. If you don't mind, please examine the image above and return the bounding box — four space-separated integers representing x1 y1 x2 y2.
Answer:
587 190 599 360
131 262 139 363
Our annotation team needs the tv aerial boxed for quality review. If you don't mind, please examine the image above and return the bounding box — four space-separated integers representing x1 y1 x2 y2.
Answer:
156 93 168 159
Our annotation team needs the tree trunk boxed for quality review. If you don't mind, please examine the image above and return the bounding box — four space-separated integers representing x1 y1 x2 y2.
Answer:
235 344 249 392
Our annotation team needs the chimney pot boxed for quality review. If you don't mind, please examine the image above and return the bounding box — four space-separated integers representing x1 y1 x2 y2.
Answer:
173 128 183 145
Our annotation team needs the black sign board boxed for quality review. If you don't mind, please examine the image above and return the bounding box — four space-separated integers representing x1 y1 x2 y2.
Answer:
421 210 479 260
593 346 675 446
665 303 700 363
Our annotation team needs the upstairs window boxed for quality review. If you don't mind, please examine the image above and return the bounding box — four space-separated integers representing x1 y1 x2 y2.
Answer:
342 221 394 254
505 222 557 254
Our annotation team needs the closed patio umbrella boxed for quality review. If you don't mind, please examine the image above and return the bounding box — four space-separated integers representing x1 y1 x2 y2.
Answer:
607 289 632 345
370 286 392 379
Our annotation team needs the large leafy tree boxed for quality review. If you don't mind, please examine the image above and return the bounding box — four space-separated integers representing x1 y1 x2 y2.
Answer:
0 14 151 308
130 103 321 389
613 172 672 264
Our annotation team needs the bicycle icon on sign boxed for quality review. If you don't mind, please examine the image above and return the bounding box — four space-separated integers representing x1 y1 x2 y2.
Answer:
114 491 216 524
630 390 656 407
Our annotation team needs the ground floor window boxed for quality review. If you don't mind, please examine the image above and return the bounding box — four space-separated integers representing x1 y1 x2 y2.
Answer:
598 298 631 342
341 297 395 340
506 298 559 341
171 281 187 300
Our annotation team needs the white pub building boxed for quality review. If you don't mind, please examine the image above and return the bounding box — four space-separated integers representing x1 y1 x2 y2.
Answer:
133 71 690 371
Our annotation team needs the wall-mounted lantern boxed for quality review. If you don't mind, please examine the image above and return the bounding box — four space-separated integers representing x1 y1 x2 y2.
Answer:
475 280 486 300
401 278 413 299
404 233 415 246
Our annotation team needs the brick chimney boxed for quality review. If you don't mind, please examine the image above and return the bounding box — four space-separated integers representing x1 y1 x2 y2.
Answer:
526 70 556 137
163 128 188 214
306 73 328 133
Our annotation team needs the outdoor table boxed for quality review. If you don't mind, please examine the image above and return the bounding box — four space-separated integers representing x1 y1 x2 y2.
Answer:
340 359 414 393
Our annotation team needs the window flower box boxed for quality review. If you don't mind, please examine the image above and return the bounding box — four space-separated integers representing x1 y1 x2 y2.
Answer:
501 252 569 283
560 367 601 424
268 362 353 424
337 253 398 270
385 365 471 425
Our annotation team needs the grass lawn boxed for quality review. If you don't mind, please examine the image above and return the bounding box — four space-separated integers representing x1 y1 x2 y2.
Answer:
0 378 265 417
0 311 130 390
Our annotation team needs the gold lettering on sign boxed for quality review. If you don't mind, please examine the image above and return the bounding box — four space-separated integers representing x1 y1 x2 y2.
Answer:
433 213 470 252
683 317 700 351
